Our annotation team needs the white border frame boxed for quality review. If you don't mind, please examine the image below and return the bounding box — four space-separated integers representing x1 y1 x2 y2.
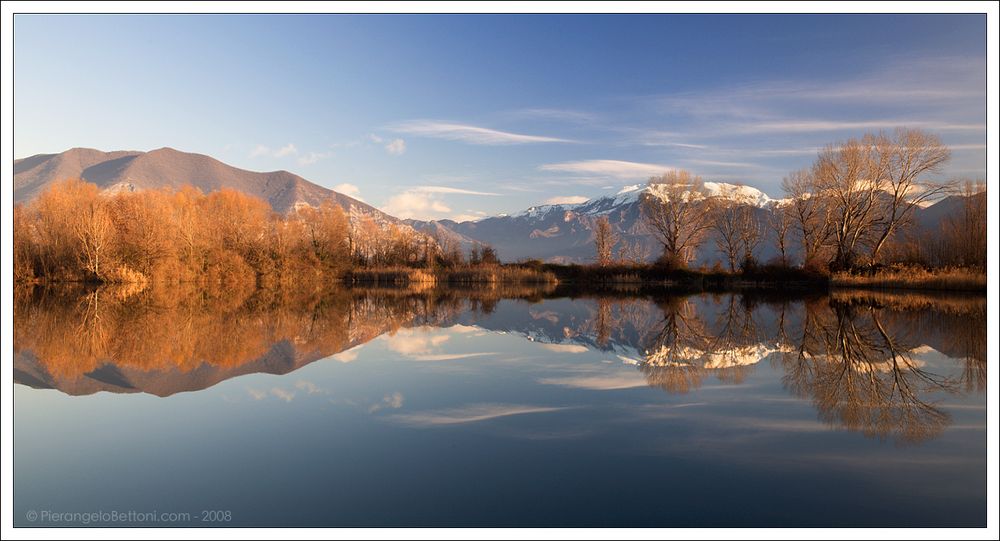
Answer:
2 2 996 540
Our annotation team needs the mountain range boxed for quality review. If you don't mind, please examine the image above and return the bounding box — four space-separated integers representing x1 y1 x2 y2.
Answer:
14 147 393 220
14 147 976 264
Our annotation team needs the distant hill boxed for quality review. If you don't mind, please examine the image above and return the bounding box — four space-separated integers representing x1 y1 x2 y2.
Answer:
14 147 393 219
410 184 981 265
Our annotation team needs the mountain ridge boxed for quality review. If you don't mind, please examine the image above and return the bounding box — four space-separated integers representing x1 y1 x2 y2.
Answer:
14 146 393 221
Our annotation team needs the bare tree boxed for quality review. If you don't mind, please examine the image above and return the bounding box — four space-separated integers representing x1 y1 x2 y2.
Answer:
617 239 650 265
713 203 742 272
940 180 986 268
768 203 794 266
640 170 716 268
813 135 888 270
594 216 618 267
782 169 833 270
713 184 764 272
869 128 952 263
73 197 114 280
735 205 764 269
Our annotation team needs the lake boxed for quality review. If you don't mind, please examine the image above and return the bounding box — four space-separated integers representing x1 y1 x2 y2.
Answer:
13 284 987 527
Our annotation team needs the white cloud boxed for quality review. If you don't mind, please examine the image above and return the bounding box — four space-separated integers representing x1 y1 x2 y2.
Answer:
539 343 590 353
385 138 406 155
414 186 500 196
330 346 362 363
450 213 486 223
407 352 497 362
738 119 985 134
250 143 299 159
298 151 331 165
382 191 452 220
333 183 364 201
383 328 452 356
538 374 650 390
685 159 761 168
510 108 597 123
274 143 298 157
270 387 295 402
381 186 498 220
539 159 674 179
368 133 384 144
369 392 405 413
295 380 324 395
389 403 568 427
390 120 573 145
543 195 589 206
249 144 271 158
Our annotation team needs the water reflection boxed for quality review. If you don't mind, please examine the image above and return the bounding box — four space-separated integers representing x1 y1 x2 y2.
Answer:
14 283 985 445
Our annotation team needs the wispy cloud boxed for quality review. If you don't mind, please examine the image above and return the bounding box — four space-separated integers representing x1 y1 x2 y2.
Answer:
246 386 307 402
538 374 650 390
385 138 406 155
383 329 450 355
389 403 568 427
407 352 497 362
736 119 985 134
294 380 325 395
539 159 673 179
330 345 363 363
539 343 591 353
685 158 761 168
274 143 298 157
250 142 299 159
332 183 364 201
381 186 499 220
298 150 331 165
369 392 404 413
542 195 589 205
414 186 501 196
382 191 452 219
509 108 598 123
390 120 574 145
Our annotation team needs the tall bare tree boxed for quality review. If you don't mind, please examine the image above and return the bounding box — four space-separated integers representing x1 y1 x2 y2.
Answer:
73 196 114 280
768 203 794 266
813 135 888 270
594 216 618 267
735 205 764 269
640 170 716 268
713 203 742 272
868 128 952 263
782 170 833 270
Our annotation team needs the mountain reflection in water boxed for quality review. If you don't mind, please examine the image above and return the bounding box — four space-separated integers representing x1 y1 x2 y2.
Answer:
14 283 985 445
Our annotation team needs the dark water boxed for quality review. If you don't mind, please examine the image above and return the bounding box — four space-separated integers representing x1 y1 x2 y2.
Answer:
13 285 986 527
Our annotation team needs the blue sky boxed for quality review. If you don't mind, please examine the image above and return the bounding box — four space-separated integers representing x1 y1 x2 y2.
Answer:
15 14 986 220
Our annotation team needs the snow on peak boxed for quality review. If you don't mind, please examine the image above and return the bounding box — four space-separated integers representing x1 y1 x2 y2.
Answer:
702 182 772 206
507 180 775 221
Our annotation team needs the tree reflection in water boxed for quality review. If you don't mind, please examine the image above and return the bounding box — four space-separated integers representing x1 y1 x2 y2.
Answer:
14 283 984 444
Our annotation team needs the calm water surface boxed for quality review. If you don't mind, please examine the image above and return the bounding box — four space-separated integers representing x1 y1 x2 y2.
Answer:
14 285 987 527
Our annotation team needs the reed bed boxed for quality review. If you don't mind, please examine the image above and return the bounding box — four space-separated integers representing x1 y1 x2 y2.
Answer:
441 265 558 285
347 268 437 286
831 266 985 292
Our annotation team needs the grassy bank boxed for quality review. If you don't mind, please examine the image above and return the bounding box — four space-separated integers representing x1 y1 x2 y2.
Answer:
538 262 828 292
347 265 558 287
831 267 986 292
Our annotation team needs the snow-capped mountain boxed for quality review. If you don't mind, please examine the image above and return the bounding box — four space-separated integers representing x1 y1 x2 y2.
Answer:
409 180 968 265
408 182 783 264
